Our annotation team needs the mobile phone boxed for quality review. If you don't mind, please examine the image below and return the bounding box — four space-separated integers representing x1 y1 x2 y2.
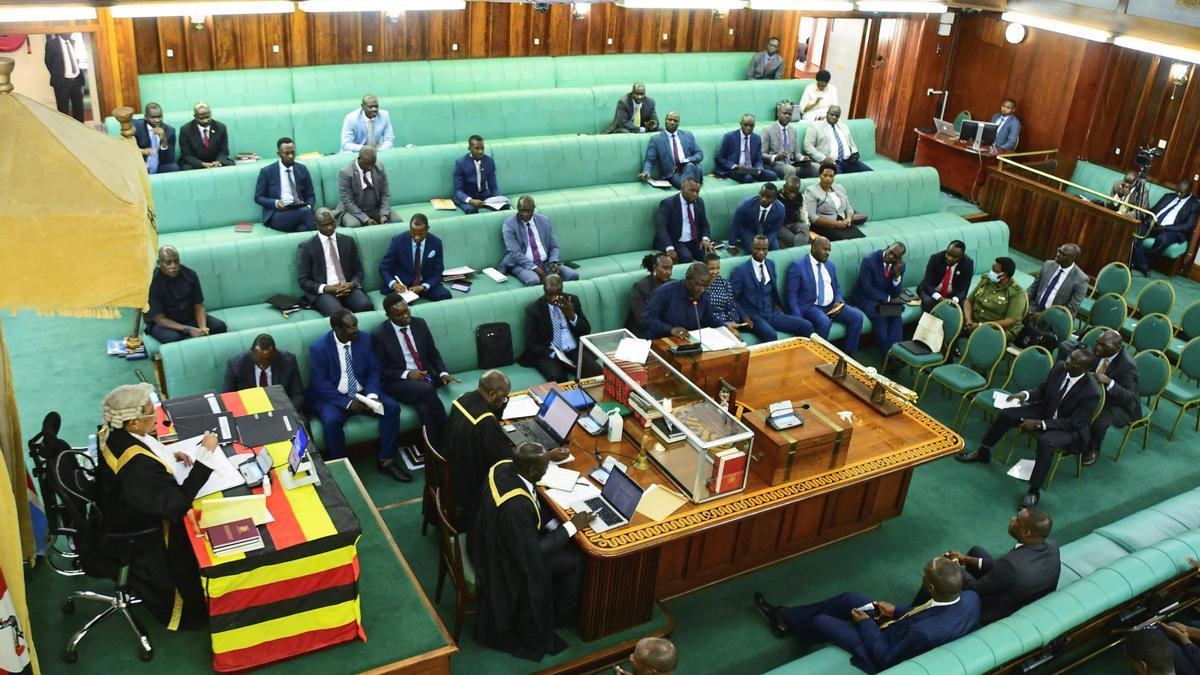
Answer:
855 602 879 618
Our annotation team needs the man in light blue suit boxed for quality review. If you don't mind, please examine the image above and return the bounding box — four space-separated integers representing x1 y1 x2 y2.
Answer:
728 183 785 253
379 213 452 303
715 114 778 184
341 94 395 153
990 98 1021 152
254 137 316 233
785 236 864 354
639 111 703 189
500 196 579 286
730 236 813 343
453 135 504 214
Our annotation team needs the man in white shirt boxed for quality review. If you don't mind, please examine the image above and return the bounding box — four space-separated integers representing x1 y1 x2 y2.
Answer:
798 70 838 122
45 33 85 121
297 208 373 316
372 294 458 440
760 104 815 180
340 94 395 153
803 106 871 174
1131 179 1199 274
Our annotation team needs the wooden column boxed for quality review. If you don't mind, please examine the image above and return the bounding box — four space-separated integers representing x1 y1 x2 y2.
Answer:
94 8 141 115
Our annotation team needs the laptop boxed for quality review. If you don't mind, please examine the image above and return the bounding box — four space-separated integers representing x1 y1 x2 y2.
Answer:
506 389 578 450
571 467 645 533
933 117 957 138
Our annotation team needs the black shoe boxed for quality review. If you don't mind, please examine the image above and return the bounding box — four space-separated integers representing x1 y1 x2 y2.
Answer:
378 459 413 483
1082 450 1098 466
955 449 991 464
1020 491 1040 509
753 592 788 638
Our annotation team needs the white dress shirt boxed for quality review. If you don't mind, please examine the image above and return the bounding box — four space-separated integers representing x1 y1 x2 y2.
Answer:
278 163 296 205
516 472 578 537
355 162 373 191
1157 195 1192 227
1032 372 1085 428
59 36 80 79
473 159 483 192
317 232 343 294
753 259 771 285
810 257 834 307
254 365 272 387
674 194 702 246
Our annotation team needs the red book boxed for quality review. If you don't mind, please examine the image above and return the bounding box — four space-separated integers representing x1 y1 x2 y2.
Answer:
718 452 747 493
234 221 253 233
206 517 258 550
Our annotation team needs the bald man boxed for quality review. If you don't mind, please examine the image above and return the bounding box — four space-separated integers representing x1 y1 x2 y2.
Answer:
617 637 678 675
1027 243 1088 315
442 370 514 527
179 102 234 170
146 245 227 343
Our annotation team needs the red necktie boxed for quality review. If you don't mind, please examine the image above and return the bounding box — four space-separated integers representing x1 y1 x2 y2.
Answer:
671 133 682 169
687 202 698 240
526 222 543 268
258 368 267 388
401 327 427 372
940 266 953 296
413 241 423 284
201 128 210 151
884 264 891 279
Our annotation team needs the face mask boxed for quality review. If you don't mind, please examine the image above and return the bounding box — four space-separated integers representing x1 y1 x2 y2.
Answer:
987 271 1001 283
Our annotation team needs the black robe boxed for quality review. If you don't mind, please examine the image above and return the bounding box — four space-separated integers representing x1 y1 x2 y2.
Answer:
468 460 569 661
441 389 512 528
96 428 213 629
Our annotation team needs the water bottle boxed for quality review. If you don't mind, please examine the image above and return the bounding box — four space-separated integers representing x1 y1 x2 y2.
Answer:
85 434 98 466
607 411 622 443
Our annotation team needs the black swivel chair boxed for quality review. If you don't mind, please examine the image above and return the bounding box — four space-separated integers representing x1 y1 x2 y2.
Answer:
27 412 83 576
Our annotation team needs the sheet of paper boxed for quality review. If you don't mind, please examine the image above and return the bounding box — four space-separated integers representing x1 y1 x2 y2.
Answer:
647 179 673 188
443 266 476 277
355 393 385 415
537 465 580 492
166 435 246 499
688 326 744 351
992 391 1023 409
197 494 274 527
1007 459 1035 481
614 337 652 365
399 290 420 304
430 198 456 210
768 400 795 415
483 196 510 210
635 483 688 521
544 478 601 510
503 395 540 420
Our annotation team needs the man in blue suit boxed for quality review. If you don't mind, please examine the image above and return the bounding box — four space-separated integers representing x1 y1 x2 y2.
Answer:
654 179 713 263
1130 179 1198 274
715 114 778 184
341 94 394 153
642 262 725 340
453 135 504 214
308 309 408 482
133 102 178 174
990 98 1021 152
500 196 580 286
639 111 703 189
372 294 458 442
754 556 980 674
786 236 865 354
731 236 813 342
850 242 908 359
728 183 785 254
379 213 452 303
254 137 316 233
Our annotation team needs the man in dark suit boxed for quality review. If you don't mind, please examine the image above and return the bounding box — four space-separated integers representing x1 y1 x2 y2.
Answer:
254 137 316 233
731 236 813 342
754 557 980 673
372 293 458 441
44 33 84 121
957 347 1102 508
335 146 391 228
178 103 234 170
642 262 725 340
916 240 974 313
1085 330 1140 465
379 213 451 303
786 236 865 354
604 82 658 134
519 275 599 383
298 208 373 316
1027 243 1089 316
222 334 305 411
715 115 778 184
133 103 178 174
308 310 408 481
850 243 907 359
639 111 703 188
1131 179 1199 274
728 183 785 253
453 135 504 214
653 179 713 263
923 508 1059 626
746 37 784 80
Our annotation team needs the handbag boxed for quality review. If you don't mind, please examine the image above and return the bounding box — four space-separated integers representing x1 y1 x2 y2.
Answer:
897 311 945 355
475 322 514 369
1015 318 1058 351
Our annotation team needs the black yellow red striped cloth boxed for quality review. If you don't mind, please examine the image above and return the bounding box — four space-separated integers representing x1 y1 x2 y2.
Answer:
177 388 364 672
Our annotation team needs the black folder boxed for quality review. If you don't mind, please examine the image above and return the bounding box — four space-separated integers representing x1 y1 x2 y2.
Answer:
170 412 235 444
161 390 223 422
234 410 301 448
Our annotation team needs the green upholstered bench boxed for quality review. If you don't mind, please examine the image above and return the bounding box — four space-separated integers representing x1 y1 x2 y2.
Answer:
1066 160 1172 206
137 68 295 114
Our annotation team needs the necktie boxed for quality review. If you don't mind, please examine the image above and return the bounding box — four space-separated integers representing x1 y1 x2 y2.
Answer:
258 368 268 388
286 167 299 202
781 125 789 152
757 262 767 286
475 161 483 192
1036 269 1063 311
366 118 375 146
551 306 565 350
816 262 826 306
884 263 891 280
413 241 423 284
146 147 159 174
940 265 954 296
633 102 641 128
362 168 373 189
344 344 359 394
879 601 934 630
671 133 682 167
996 116 1007 132
743 136 751 166
63 38 79 78
1052 377 1071 418
833 124 846 160
758 207 768 232
1097 359 1108 376
686 202 698 240
327 236 346 284
526 222 542 267
202 127 210 151
401 327 427 372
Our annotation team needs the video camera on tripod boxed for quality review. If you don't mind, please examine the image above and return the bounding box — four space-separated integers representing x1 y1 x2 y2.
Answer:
1135 145 1163 172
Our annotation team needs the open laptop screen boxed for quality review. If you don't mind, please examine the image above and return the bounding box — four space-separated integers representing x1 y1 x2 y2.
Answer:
602 468 645 520
539 389 579 441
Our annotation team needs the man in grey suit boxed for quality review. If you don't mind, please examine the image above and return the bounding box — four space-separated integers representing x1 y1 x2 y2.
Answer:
500 196 580 287
746 37 784 80
604 83 657 134
1026 243 1088 315
803 106 871 174
761 103 815 180
639 111 703 188
335 146 391 228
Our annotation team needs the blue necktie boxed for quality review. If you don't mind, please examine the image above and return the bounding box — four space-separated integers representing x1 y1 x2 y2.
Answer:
782 126 789 152
1036 269 1062 311
146 148 159 174
344 344 358 395
816 262 826 306
832 125 846 160
551 306 565 351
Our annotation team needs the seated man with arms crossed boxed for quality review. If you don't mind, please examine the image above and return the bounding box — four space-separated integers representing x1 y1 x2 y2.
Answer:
730 235 814 342
518 274 599 383
654 178 713 263
501 196 580 286
146 245 227 343
298 208 374 316
379 213 451 303
786 236 865 355
640 111 703 188
222 333 304 411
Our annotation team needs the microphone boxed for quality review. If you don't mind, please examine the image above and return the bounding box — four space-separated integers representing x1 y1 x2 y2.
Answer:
692 300 702 337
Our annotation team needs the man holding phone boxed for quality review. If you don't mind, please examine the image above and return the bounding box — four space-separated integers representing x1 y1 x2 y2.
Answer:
132 102 179 174
518 274 598 383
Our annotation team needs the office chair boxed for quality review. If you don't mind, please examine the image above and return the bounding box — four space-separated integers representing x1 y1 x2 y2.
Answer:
27 412 83 576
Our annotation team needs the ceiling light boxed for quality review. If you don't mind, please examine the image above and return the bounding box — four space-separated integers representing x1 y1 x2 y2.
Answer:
0 5 97 22
748 0 853 9
856 1 947 12
1004 23 1026 44
1114 35 1200 65
618 0 743 9
300 0 467 11
111 2 294 18
1001 11 1111 43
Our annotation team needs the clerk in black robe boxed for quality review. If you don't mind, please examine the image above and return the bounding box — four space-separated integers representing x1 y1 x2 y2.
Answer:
468 443 592 661
442 370 514 527
95 383 221 630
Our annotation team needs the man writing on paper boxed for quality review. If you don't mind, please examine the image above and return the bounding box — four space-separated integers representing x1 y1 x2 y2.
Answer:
378 213 452 303
443 370 515 527
641 262 727 340
519 274 599 383
469 442 591 661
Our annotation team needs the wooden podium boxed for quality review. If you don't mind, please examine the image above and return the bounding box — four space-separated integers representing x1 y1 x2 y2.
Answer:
913 129 1000 201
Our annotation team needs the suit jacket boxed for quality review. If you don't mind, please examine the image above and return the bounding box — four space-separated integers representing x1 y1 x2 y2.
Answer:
730 258 786 317
785 255 846 313
334 161 391 224
804 183 855 225
1027 261 1089 314
519 295 592 365
1097 348 1141 426
989 113 1021 152
132 119 177 169
44 35 82 87
379 232 445 291
804 121 859 164
728 195 785 251
222 350 305 411
642 280 720 339
1149 193 1200 235
654 194 711 252
453 154 500 205
745 51 784 80
642 129 703 179
178 119 233 169
850 249 905 315
501 213 562 272
254 161 316 225
716 130 767 177
760 122 806 164
297 233 365 303
606 94 657 133
916 252 975 306
1023 363 1103 437
852 591 980 673
371 317 450 383
307 331 382 410
967 542 1060 625
340 108 395 153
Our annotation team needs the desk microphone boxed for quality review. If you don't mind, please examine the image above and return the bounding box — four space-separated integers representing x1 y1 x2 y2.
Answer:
692 300 701 335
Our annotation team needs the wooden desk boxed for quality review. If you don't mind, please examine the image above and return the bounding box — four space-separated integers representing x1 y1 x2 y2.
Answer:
547 339 962 640
913 129 999 201
650 337 749 399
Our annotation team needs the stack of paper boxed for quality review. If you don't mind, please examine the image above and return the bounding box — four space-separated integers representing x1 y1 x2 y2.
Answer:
688 326 745 351
537 465 581 491
502 394 540 420
635 483 688 521
614 338 652 365
197 494 274 528
158 435 245 499
992 391 1023 409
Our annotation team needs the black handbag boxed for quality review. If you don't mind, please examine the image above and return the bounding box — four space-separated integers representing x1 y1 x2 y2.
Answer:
1015 318 1058 351
476 322 514 369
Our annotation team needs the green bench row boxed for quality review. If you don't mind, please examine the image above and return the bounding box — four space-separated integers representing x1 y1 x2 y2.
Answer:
152 118 897 246
1067 161 1188 261
158 219 1012 451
